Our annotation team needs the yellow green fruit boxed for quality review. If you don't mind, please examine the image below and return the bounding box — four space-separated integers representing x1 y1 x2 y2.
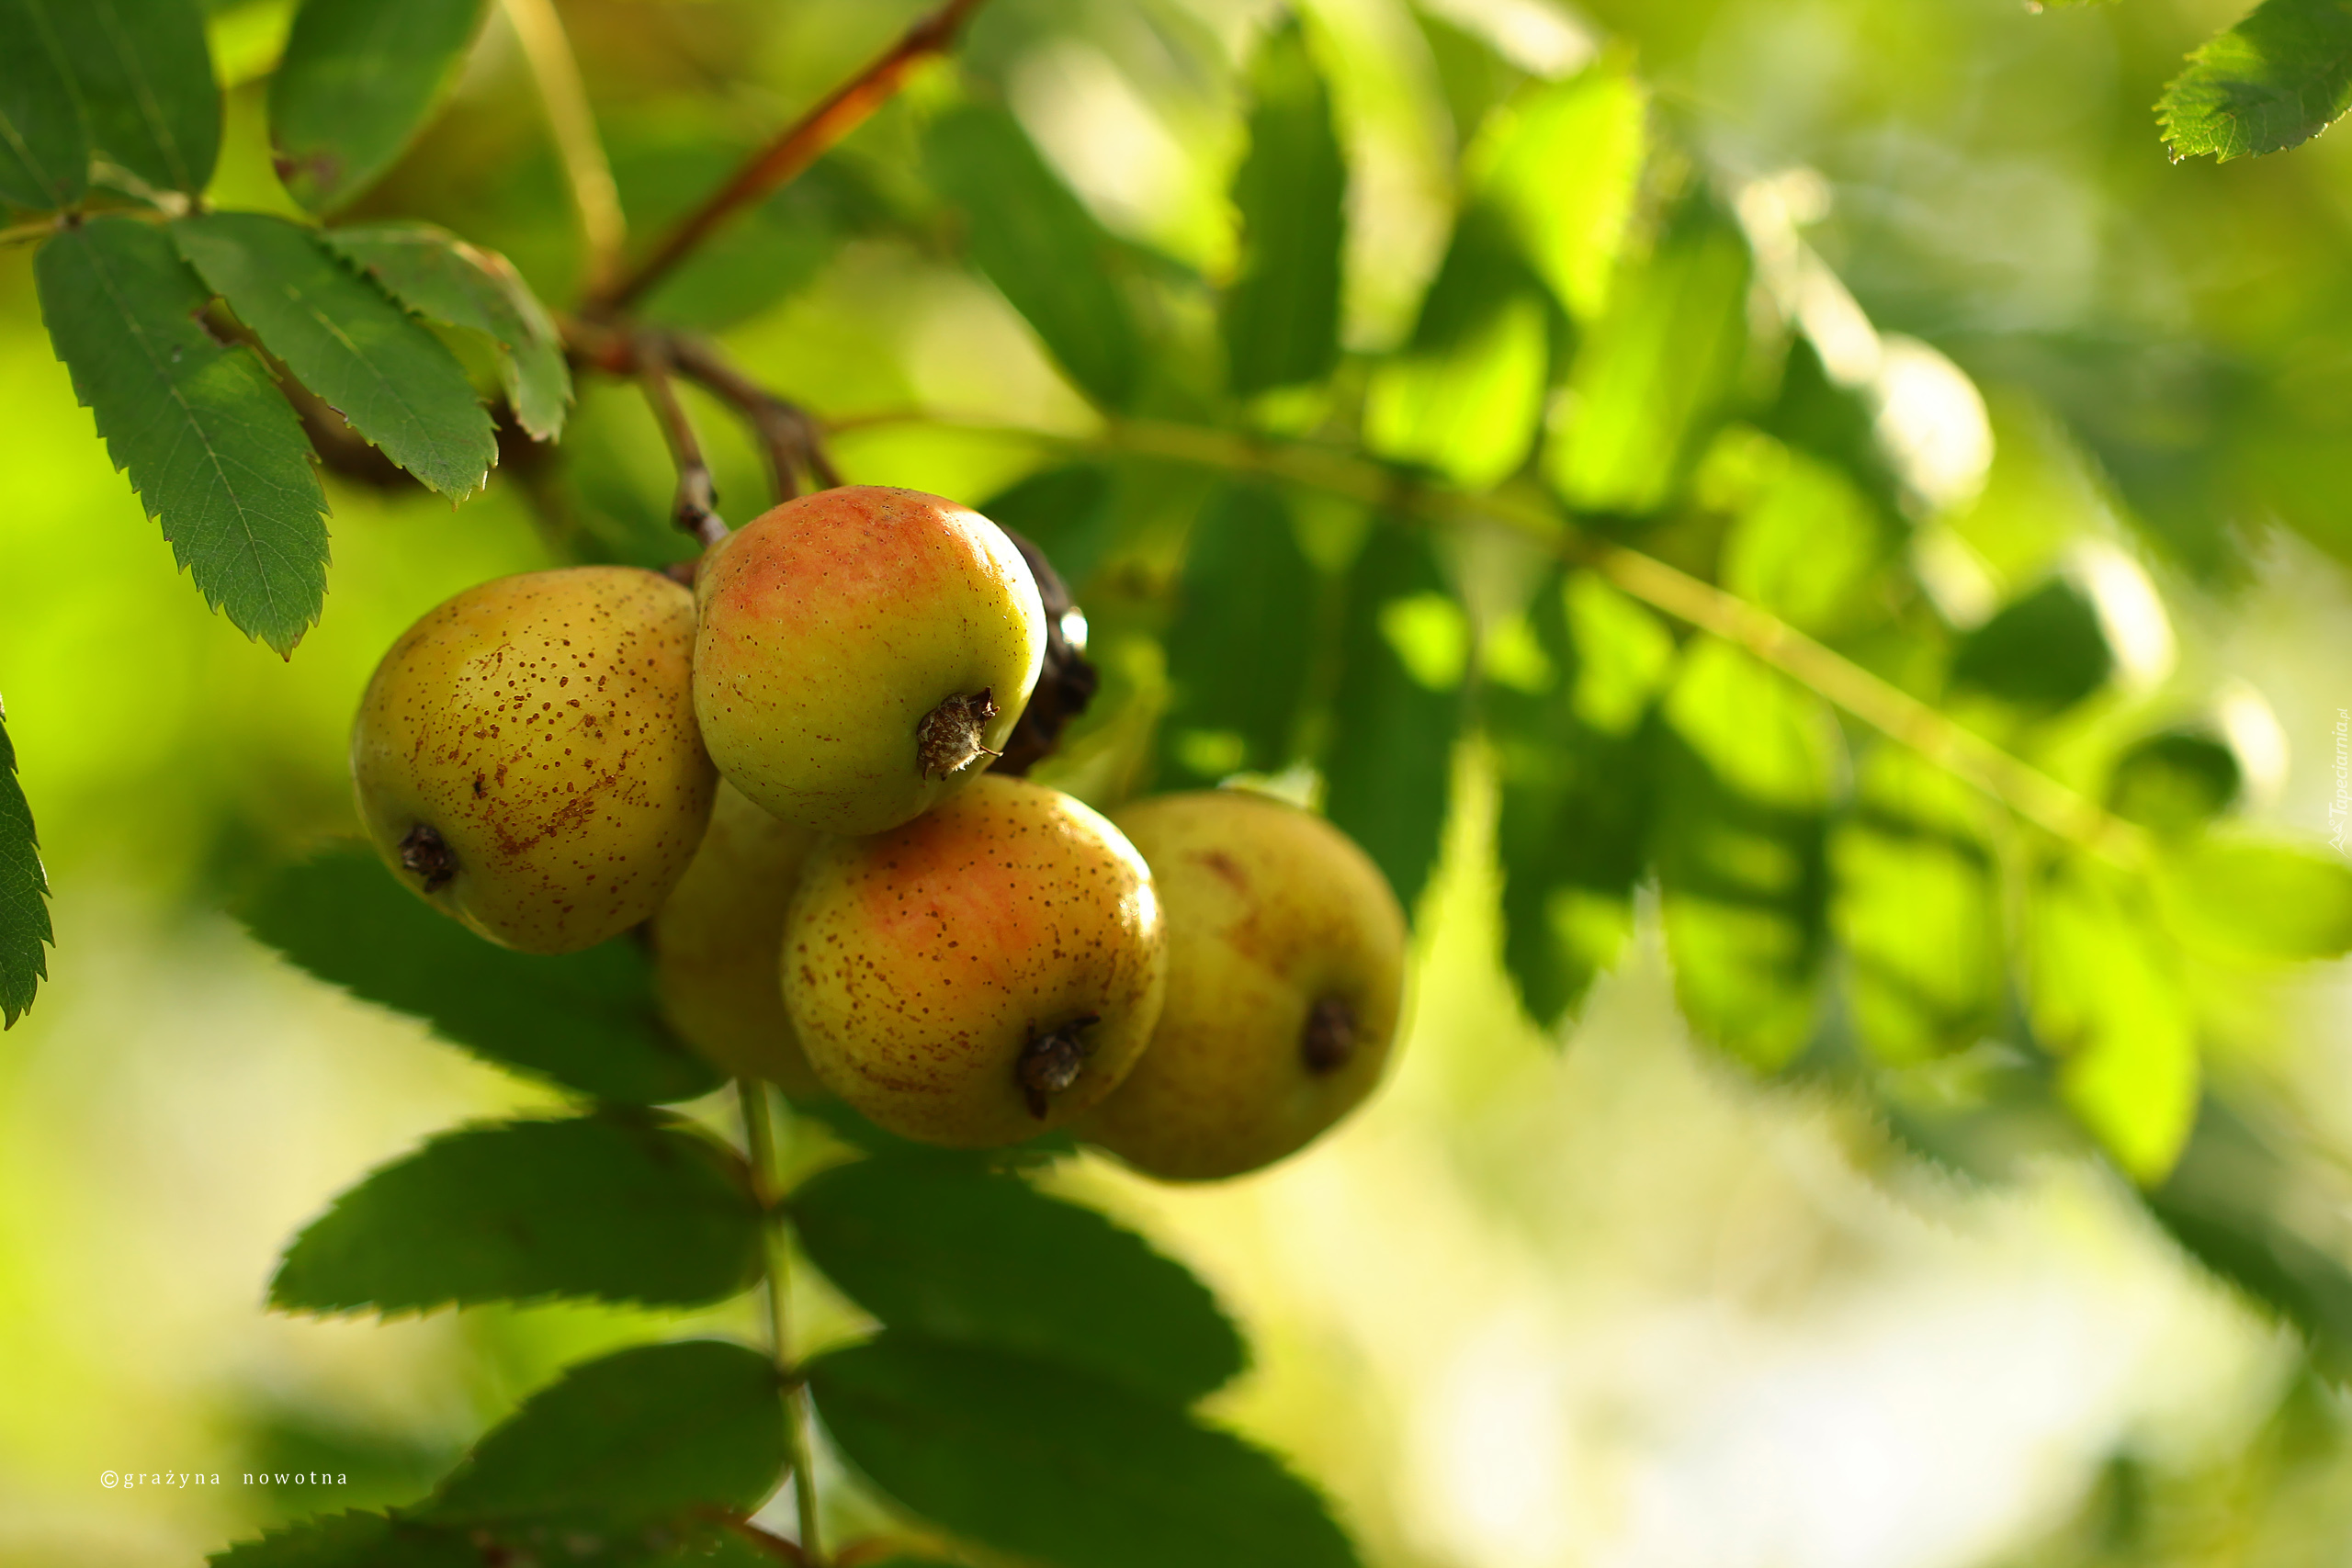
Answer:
784 774 1167 1147
1080 790 1408 1180
693 485 1046 836
351 566 717 954
649 781 825 1096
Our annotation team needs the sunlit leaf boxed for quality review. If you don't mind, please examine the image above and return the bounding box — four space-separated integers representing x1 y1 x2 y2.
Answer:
1467 59 1647 321
243 846 720 1104
1159 484 1320 785
268 0 489 212
323 222 571 442
0 0 86 211
791 1157 1245 1405
0 701 51 1030
1948 578 2112 714
1223 16 1345 398
271 1114 762 1317
2108 728 2240 834
1655 639 1838 1070
2159 0 2352 162
35 216 329 656
808 1336 1359 1568
925 104 1140 411
1707 426 1892 637
41 0 218 195
426 1340 785 1527
174 212 496 497
1546 194 1751 514
2154 835 2352 961
1323 528 1464 913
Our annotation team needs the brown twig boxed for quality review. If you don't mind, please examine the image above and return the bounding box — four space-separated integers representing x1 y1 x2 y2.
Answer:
637 334 729 549
589 0 991 314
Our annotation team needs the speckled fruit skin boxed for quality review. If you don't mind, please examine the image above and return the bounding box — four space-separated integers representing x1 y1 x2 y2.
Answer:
784 774 1167 1148
693 486 1046 837
650 781 825 1097
1079 791 1408 1180
352 567 718 954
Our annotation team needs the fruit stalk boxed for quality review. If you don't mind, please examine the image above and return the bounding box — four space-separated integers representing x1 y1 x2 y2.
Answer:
639 334 729 548
738 1077 826 1565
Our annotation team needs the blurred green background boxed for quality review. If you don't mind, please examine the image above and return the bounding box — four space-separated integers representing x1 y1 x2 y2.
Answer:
8 0 2352 1562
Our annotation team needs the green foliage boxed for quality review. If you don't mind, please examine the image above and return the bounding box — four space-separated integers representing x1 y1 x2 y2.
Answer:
2159 0 2352 162
209 1512 478 1568
40 0 218 196
35 217 330 656
2154 836 2352 962
322 222 572 442
2108 729 2240 834
1157 484 1319 784
243 847 718 1102
790 1156 1247 1405
0 0 86 211
173 212 497 497
1468 59 1648 322
0 702 51 1030
268 0 490 214
925 104 1140 411
1222 17 1345 399
807 1334 1359 1568
210 1509 775 1567
270 1114 763 1315
978 463 1116 587
1709 429 1891 637
1323 527 1464 913
1948 578 2112 714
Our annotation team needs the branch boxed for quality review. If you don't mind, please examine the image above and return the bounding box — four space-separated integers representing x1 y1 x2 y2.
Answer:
590 0 991 314
830 410 2152 869
670 337 842 499
501 0 627 298
636 334 728 549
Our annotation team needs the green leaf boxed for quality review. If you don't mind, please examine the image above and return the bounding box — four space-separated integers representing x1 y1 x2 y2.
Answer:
428 1340 785 1527
174 212 496 497
209 1509 775 1567
35 216 329 656
808 1336 1359 1568
977 464 1116 588
2159 0 2352 162
40 0 218 195
271 1113 763 1316
2027 859 2199 1183
1830 748 2002 1066
1223 17 1346 398
1467 59 1648 321
1707 427 1892 637
1363 206 1549 490
322 222 571 442
790 1158 1246 1405
1948 578 2112 714
1159 485 1321 785
268 0 489 213
0 0 88 210
1323 528 1464 914
0 701 51 1031
926 105 1141 412
2154 835 2352 961
2108 729 2241 834
1545 194 1751 515
1488 571 1669 1027
209 1512 477 1568
242 846 720 1103
1655 639 1837 1070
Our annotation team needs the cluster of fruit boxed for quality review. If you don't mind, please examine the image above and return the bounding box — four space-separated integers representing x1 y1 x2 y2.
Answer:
349 486 1406 1179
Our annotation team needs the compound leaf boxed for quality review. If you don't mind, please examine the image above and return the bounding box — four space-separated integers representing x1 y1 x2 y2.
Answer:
243 845 719 1104
791 1157 1246 1405
269 0 490 213
0 701 51 1030
323 222 571 441
1158 484 1320 785
41 0 218 195
1469 60 1647 321
271 1114 763 1316
926 105 1140 412
427 1340 785 1527
2160 0 2352 162
808 1336 1359 1568
2154 834 2352 962
35 216 328 656
1223 17 1346 398
174 212 495 497
0 0 87 210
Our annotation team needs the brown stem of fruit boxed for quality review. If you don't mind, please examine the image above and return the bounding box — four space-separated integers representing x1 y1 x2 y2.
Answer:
1018 1015 1099 1119
1301 996 1355 1077
992 530 1100 778
588 0 994 315
915 689 1001 780
397 823 456 893
669 336 842 500
638 335 729 549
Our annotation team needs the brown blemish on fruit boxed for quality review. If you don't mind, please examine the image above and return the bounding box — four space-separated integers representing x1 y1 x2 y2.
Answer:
1200 849 1249 895
915 688 1001 780
1018 1013 1101 1118
398 823 457 893
1302 995 1355 1076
